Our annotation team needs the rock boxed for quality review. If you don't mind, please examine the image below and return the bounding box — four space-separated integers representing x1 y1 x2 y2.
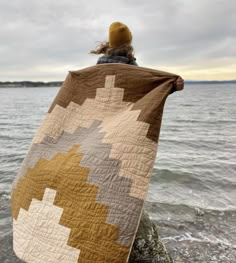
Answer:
129 210 173 263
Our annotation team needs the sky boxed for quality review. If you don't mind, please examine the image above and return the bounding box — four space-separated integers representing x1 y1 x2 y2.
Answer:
0 0 236 81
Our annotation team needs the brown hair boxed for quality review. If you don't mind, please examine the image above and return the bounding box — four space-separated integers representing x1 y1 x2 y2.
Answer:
90 41 135 60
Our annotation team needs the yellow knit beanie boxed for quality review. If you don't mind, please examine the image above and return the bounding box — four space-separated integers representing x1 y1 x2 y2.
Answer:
109 22 132 48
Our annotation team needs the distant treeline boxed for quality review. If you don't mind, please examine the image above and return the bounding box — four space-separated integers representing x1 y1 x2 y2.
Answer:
186 80 236 84
0 81 63 87
0 80 236 87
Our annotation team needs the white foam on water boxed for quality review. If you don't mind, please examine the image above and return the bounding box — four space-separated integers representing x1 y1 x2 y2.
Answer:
162 232 236 249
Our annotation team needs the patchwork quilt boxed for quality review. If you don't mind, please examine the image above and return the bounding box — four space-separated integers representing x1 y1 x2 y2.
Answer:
11 64 179 263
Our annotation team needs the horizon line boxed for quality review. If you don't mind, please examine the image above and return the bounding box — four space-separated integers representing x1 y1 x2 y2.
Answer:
1 79 236 83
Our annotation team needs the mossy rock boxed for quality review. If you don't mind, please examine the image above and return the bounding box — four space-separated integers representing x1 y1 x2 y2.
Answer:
129 210 173 263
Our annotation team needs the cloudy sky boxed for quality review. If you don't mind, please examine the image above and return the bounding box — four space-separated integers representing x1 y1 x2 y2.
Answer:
1 0 235 81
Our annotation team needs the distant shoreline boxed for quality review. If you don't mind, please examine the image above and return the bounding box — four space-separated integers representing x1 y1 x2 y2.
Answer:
0 80 236 88
0 81 62 88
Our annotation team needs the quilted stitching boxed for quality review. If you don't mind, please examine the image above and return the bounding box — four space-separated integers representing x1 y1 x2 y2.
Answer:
11 64 178 263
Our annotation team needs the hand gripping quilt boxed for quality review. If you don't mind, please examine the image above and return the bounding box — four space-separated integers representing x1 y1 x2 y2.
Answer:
11 63 179 263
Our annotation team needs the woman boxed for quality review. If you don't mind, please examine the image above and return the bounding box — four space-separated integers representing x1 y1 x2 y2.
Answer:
90 21 184 91
90 21 177 262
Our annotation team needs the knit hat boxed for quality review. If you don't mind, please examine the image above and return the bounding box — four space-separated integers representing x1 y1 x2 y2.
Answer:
109 22 132 48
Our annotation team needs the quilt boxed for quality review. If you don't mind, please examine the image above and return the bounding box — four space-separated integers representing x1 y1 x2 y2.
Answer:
11 63 179 263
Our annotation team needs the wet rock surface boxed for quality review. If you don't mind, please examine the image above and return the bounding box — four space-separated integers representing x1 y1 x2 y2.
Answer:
129 210 173 263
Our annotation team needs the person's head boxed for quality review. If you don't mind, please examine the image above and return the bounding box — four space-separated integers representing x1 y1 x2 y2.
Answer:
90 21 135 59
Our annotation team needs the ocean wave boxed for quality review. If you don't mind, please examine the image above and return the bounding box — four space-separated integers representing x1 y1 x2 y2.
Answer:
0 191 10 201
145 201 236 218
162 233 236 249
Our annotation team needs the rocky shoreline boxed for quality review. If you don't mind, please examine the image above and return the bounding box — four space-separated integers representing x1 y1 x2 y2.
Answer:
129 211 173 263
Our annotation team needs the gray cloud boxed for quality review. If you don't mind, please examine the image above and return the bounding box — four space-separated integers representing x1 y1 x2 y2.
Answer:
0 0 236 80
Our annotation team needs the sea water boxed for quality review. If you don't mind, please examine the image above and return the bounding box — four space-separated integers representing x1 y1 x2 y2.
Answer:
0 84 235 262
